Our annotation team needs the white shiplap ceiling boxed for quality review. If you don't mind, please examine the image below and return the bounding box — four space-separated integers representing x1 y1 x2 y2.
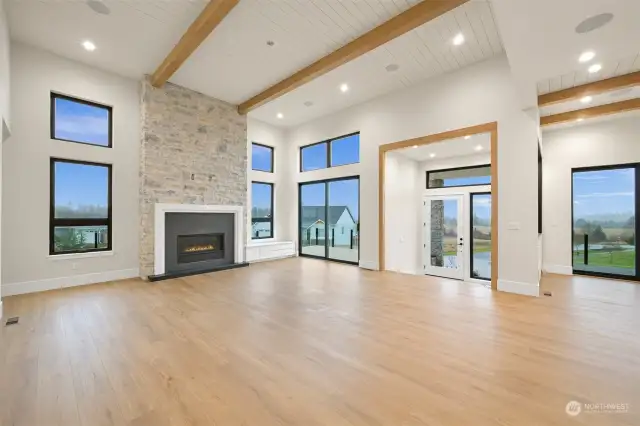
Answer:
247 0 504 126
6 0 503 127
539 86 640 117
537 52 640 95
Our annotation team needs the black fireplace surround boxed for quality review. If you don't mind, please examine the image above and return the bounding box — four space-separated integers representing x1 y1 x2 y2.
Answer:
148 212 247 281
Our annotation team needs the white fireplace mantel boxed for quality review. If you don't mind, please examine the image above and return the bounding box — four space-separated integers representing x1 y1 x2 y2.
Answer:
153 203 245 275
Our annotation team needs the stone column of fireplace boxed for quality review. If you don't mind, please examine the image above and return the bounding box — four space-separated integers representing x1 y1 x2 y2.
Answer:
139 79 247 277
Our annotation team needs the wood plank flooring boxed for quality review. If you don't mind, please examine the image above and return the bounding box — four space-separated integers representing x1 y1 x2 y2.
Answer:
1 257 639 425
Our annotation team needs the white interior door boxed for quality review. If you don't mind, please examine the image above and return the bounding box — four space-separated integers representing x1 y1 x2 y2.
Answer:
423 195 464 280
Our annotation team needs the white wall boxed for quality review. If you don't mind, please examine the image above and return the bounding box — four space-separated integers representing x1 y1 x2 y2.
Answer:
247 117 293 243
542 114 640 274
384 152 420 274
1 43 140 296
0 0 7 313
0 0 9 134
285 55 540 294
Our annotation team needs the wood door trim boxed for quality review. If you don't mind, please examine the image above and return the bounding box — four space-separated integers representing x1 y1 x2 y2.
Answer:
378 122 499 289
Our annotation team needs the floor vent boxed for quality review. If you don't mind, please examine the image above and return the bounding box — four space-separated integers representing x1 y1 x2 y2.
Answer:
5 317 19 326
543 291 552 297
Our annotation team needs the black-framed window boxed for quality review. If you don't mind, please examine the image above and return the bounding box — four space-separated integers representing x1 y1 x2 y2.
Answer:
251 143 274 172
300 132 359 172
50 158 112 255
572 163 638 280
50 92 112 147
251 181 274 239
470 192 492 281
427 164 491 189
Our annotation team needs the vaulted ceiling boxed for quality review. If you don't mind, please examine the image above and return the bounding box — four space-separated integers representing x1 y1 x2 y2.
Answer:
5 0 639 128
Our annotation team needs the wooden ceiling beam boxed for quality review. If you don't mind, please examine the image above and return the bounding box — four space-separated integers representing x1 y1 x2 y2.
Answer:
150 0 240 88
538 71 640 107
540 98 640 127
237 0 469 115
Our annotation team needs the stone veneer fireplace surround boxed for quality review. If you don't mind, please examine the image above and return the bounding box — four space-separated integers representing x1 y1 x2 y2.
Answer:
154 203 245 276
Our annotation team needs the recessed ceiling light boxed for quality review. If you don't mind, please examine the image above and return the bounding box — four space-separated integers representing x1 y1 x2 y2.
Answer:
475 145 483 151
588 63 602 73
412 145 418 149
276 113 283 119
580 96 593 104
579 51 595 63
464 135 471 140
575 13 614 34
87 0 110 15
429 153 436 158
82 40 96 51
577 118 584 122
452 33 465 46
385 63 399 72
340 83 349 93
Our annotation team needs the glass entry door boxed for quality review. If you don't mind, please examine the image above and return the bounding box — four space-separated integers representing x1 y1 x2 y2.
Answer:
423 195 464 279
299 177 359 264
572 165 637 278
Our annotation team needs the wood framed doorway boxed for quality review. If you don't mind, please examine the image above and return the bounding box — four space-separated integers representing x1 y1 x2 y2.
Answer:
378 122 499 289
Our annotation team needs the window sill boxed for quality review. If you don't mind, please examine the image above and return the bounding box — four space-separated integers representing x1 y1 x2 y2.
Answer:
48 251 114 260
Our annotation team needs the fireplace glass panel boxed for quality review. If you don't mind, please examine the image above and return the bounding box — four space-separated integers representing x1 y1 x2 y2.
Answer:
177 233 224 264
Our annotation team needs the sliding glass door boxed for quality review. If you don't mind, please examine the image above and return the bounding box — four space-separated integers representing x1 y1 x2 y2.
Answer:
299 176 359 264
572 165 637 278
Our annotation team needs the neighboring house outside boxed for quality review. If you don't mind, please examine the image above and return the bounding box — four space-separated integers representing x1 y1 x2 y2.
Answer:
301 206 357 246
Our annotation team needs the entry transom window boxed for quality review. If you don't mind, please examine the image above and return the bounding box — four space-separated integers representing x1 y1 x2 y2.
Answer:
51 93 112 147
251 181 274 239
427 165 491 188
50 158 112 255
300 132 359 172
251 143 274 172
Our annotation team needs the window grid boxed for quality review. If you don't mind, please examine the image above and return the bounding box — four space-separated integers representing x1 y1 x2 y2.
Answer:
300 132 359 172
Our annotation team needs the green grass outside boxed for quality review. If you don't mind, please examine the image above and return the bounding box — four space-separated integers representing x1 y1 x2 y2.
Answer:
573 249 635 269
442 238 491 256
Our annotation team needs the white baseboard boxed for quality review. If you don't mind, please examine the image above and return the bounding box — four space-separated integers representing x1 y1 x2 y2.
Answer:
359 260 379 270
248 254 296 264
1 268 140 297
543 264 573 275
498 279 540 297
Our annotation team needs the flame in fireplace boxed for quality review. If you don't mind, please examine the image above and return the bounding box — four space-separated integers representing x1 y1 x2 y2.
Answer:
184 244 215 253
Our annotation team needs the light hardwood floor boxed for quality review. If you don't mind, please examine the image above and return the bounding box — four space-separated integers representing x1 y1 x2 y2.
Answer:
1 257 639 425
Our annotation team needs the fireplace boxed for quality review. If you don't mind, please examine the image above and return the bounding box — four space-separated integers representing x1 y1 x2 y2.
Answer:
151 204 246 280
177 233 224 264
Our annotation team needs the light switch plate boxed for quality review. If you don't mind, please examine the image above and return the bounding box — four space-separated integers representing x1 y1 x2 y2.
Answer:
507 221 521 230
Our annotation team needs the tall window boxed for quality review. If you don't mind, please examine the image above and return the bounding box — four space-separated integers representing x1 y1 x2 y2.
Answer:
51 93 112 147
50 158 112 255
300 132 359 172
251 143 274 172
251 182 274 239
572 165 636 278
